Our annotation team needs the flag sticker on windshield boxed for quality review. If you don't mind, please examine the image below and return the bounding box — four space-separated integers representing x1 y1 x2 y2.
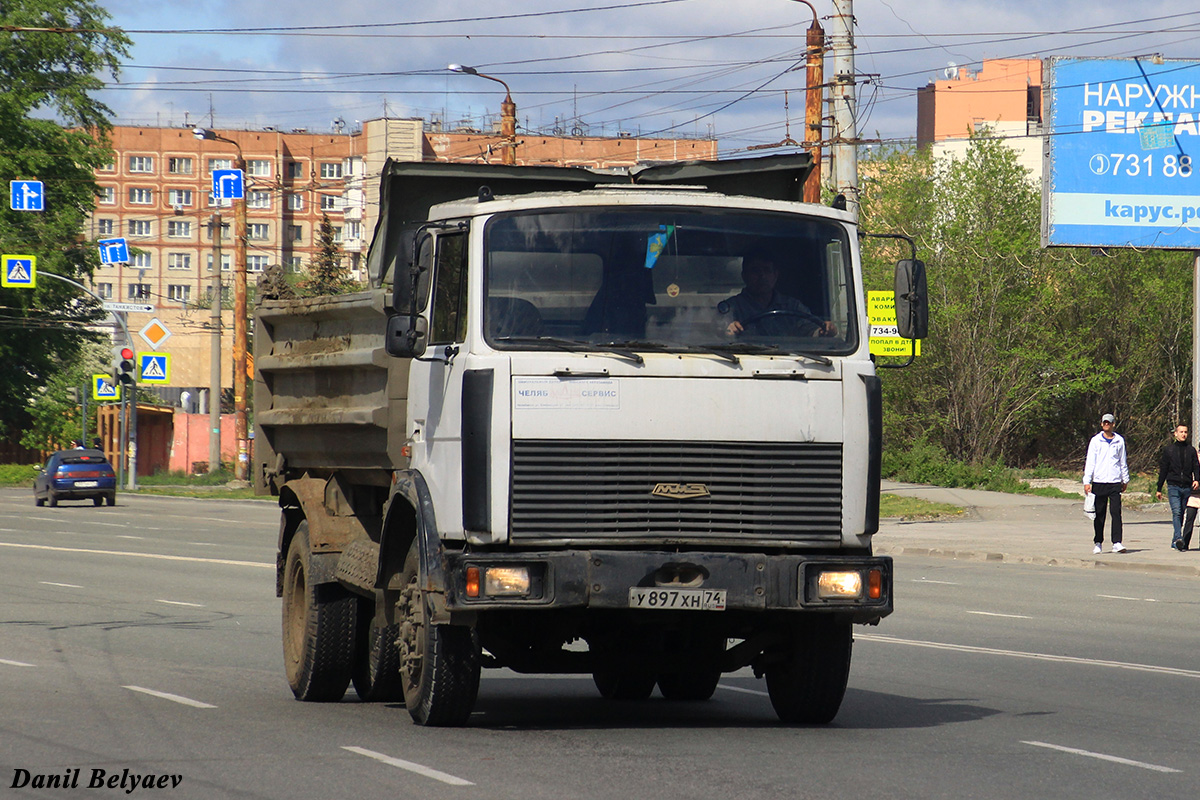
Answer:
644 224 675 269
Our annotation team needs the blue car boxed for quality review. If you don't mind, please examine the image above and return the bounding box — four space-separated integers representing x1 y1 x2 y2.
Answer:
34 449 117 507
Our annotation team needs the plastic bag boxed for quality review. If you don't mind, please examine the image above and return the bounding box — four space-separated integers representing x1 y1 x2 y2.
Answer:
1083 491 1096 520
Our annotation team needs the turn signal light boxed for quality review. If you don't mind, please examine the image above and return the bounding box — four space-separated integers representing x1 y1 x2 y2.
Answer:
868 568 882 600
466 566 480 598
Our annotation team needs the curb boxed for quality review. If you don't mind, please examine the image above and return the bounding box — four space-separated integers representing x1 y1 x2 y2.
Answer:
875 544 1200 579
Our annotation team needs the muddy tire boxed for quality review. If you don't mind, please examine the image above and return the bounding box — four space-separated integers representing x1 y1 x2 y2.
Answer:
765 617 852 724
398 541 480 726
352 594 405 702
282 522 355 701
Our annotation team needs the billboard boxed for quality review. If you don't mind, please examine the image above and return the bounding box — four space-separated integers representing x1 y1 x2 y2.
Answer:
1043 57 1200 248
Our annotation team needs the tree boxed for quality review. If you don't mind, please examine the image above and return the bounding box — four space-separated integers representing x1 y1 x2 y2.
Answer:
301 213 356 296
0 1 131 440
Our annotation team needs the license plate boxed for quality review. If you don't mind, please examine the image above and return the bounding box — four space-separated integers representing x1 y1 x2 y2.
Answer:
73 481 98 488
628 588 726 611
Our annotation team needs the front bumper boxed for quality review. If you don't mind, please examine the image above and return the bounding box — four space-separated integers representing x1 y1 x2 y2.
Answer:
444 550 893 624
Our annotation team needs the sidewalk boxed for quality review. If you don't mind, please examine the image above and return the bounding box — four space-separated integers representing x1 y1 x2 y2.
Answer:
876 480 1200 578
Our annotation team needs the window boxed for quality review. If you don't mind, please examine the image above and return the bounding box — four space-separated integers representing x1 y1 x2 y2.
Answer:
320 194 340 212
332 226 343 243
248 191 271 209
288 256 303 273
285 161 304 179
320 162 342 179
431 233 468 344
98 159 115 172
168 284 192 302
206 285 231 303
96 283 113 298
128 220 152 237
167 253 191 270
248 255 269 272
128 187 153 205
206 253 232 272
287 193 304 211
208 157 233 173
168 157 193 175
167 189 193 207
98 186 115 204
96 219 114 236
288 225 303 243
167 220 191 238
247 159 271 177
345 221 362 241
128 284 151 300
128 156 154 173
248 223 270 241
131 252 152 269
205 220 229 241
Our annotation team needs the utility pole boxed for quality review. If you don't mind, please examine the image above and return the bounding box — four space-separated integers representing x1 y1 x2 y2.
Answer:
209 212 224 474
829 0 859 219
803 4 825 204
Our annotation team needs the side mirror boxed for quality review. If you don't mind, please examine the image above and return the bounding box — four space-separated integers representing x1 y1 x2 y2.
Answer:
894 259 928 340
385 313 428 359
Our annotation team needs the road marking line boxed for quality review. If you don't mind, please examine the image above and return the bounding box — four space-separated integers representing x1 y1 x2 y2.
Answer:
1 658 35 667
342 746 474 786
718 684 769 697
40 581 83 588
912 579 959 585
155 599 205 608
966 611 1033 619
1023 741 1180 773
115 535 144 540
1098 594 1158 602
859 634 1200 678
0 541 271 569
124 686 216 709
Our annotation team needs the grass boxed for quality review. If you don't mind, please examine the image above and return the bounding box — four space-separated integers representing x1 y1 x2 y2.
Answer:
879 493 965 520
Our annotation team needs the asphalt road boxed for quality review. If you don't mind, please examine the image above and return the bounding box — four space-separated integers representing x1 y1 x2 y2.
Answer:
1 487 1198 799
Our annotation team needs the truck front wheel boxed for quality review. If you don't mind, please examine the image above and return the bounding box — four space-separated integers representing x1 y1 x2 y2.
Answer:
282 522 356 701
397 541 480 726
765 617 853 724
592 670 657 701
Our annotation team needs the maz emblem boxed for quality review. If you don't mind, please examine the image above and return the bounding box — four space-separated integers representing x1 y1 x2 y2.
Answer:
651 483 711 499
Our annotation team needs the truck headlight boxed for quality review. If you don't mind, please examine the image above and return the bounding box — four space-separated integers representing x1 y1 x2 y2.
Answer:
484 566 531 596
816 570 863 599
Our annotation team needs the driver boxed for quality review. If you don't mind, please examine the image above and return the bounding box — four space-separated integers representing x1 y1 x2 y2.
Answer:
722 254 837 337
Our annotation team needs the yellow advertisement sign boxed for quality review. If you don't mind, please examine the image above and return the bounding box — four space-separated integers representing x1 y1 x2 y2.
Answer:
868 291 922 358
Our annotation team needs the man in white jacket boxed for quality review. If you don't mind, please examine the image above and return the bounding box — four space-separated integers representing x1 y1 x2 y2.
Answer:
1083 413 1131 554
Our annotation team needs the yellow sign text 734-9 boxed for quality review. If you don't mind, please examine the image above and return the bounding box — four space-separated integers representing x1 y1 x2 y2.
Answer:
868 291 921 357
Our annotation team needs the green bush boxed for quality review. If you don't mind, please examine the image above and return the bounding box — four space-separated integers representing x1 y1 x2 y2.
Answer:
139 467 236 486
882 439 1031 493
0 463 41 487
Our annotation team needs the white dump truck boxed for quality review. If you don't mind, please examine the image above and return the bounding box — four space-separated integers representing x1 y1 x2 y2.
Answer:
253 154 927 726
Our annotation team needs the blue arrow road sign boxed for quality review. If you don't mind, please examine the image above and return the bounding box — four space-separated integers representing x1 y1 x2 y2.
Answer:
138 353 170 383
2 255 36 288
10 180 44 211
98 238 130 265
212 169 244 200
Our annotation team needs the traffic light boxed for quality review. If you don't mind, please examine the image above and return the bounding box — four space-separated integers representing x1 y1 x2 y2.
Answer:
112 345 136 386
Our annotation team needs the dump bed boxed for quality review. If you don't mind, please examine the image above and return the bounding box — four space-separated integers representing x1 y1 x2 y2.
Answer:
252 288 408 493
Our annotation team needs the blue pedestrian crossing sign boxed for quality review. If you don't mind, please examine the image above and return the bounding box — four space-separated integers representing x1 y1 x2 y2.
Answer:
98 238 130 265
212 169 244 201
92 374 121 401
10 180 44 211
1 255 36 288
138 352 170 383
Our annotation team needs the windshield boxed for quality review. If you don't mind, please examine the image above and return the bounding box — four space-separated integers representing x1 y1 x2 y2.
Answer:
483 207 855 355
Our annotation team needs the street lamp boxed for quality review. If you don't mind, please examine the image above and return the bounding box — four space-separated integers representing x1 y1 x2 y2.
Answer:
448 64 518 165
193 126 250 481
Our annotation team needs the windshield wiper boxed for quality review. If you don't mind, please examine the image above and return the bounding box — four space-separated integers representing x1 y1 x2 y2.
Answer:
601 340 742 365
493 336 645 365
698 342 833 366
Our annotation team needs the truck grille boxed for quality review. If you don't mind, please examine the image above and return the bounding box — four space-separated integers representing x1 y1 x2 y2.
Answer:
510 440 842 543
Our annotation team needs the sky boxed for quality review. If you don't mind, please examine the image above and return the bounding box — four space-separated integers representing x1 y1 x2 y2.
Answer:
88 0 1200 156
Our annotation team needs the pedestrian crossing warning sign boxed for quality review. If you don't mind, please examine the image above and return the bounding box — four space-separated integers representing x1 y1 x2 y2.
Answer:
92 374 120 401
138 352 170 383
2 255 36 288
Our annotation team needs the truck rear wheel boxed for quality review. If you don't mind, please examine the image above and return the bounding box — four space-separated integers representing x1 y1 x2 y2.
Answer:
352 595 405 702
282 522 356 701
398 541 480 726
765 617 853 724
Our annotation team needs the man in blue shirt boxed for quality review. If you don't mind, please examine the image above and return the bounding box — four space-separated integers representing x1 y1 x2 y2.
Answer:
1083 413 1131 554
